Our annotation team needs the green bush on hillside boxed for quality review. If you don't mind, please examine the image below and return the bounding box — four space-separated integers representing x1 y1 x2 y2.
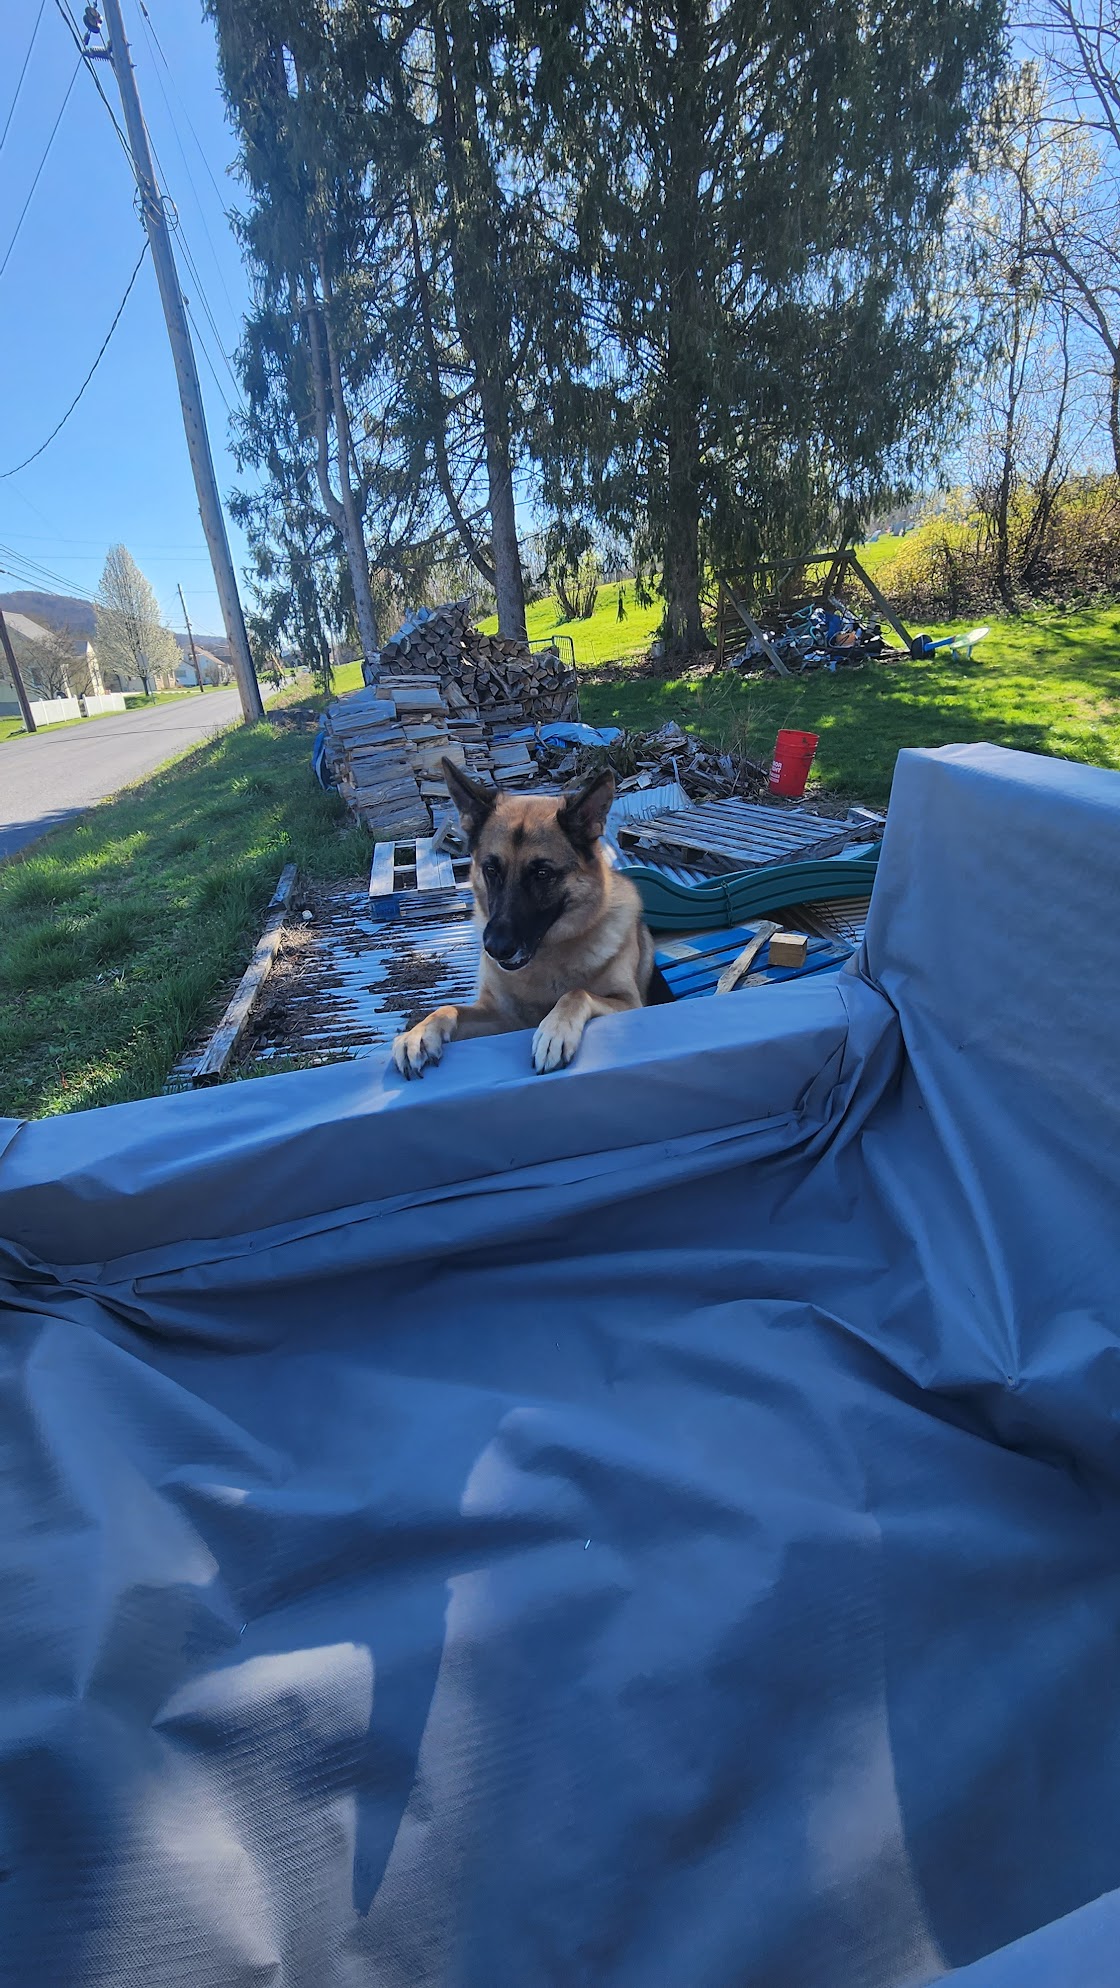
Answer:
871 476 1120 618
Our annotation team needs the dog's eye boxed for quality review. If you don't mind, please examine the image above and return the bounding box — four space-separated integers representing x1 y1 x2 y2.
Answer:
529 861 555 883
482 856 502 883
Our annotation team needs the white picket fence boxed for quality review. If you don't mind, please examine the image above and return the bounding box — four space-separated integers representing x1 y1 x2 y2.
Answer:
28 697 82 726
82 693 127 717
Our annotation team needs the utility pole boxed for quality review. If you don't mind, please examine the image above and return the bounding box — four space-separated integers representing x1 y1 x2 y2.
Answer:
178 583 204 692
0 607 37 735
94 0 264 724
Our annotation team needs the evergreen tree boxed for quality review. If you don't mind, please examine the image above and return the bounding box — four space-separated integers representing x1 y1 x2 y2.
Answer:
207 3 385 670
209 2 581 644
539 0 1006 659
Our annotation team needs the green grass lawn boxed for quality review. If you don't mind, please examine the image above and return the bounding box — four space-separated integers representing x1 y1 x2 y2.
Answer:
2 710 98 744
123 688 211 709
577 603 1120 801
0 687 369 1120
329 659 366 697
478 579 663 666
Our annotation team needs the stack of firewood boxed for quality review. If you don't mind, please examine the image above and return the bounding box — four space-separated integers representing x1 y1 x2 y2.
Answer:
373 599 580 727
326 601 582 835
458 630 580 725
378 600 473 675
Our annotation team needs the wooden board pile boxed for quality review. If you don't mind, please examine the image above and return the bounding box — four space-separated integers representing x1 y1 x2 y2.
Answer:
320 688 430 839
616 797 873 875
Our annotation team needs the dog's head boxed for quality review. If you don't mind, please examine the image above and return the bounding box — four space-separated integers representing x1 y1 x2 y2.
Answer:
442 758 615 972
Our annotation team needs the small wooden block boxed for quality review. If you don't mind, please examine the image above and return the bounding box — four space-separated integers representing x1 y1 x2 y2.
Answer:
768 931 809 968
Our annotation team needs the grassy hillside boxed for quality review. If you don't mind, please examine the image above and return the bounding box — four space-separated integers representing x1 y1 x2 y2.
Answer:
478 579 663 665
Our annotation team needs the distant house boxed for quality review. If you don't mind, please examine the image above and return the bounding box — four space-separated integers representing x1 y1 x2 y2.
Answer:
174 648 232 689
0 610 104 712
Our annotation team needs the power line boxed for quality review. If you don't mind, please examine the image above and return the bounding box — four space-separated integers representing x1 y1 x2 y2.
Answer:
0 55 80 284
184 295 238 419
1 240 149 479
143 0 230 215
136 0 238 319
142 117 244 405
58 0 245 425
0 543 96 595
0 543 98 602
1 536 220 556
0 0 49 158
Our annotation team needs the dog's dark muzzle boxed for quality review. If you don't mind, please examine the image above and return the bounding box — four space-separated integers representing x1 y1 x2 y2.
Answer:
483 922 536 972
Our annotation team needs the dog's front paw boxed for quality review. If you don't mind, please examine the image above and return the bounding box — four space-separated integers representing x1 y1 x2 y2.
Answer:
392 1006 456 1079
532 995 589 1074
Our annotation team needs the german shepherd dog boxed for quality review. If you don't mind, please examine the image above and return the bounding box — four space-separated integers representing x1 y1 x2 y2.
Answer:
392 758 654 1077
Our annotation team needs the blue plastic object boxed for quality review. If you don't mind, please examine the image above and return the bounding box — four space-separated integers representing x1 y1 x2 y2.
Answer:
2 744 1120 1985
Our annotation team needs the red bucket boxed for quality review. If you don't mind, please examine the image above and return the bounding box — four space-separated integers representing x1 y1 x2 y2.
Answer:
769 729 818 798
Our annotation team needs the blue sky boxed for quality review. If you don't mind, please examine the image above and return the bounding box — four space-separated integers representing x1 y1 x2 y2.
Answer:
0 1 254 640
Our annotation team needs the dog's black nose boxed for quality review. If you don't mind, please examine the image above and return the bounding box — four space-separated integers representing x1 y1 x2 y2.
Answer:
487 943 529 970
484 924 530 971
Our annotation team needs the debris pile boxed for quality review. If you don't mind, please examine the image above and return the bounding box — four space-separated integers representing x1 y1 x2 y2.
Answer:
533 721 767 803
731 603 897 676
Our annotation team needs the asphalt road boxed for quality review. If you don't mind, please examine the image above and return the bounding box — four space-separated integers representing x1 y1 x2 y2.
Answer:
0 690 247 861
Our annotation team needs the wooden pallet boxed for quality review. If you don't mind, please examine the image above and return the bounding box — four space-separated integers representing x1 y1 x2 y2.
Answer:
619 799 861 874
654 924 851 998
247 886 483 1069
368 834 475 920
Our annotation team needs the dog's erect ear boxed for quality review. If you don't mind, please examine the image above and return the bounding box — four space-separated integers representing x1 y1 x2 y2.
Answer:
442 757 495 847
558 768 615 853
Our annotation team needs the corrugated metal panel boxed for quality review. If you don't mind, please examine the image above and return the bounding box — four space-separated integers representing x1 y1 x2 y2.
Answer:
247 886 481 1066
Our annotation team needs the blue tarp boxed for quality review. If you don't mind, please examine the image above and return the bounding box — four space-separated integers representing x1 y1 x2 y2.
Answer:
1 742 1118 1986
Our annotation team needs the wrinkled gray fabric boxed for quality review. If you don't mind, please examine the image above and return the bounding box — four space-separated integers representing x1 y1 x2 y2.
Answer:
1 743 1117 1987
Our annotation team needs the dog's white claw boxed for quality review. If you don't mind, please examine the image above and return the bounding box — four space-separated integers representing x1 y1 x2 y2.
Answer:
532 1010 582 1074
392 1021 445 1079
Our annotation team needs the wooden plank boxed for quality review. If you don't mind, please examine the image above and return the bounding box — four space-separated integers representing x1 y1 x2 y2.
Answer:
726 591 791 676
715 922 781 994
846 555 912 649
415 838 456 891
368 841 396 897
193 864 297 1084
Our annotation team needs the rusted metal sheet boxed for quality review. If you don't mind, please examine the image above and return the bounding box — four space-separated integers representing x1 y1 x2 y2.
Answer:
245 884 481 1069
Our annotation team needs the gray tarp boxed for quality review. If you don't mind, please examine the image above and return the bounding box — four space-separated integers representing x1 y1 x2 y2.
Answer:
1 741 1118 1986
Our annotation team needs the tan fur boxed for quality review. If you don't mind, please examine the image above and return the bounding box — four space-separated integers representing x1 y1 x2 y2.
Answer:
392 780 654 1077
